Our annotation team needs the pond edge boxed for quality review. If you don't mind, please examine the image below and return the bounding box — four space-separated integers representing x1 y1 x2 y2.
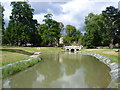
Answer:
78 51 119 88
0 56 41 79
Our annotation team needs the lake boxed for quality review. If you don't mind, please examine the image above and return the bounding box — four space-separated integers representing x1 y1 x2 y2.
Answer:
3 52 111 88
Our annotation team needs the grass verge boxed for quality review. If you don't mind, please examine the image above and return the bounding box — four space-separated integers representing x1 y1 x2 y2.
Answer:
2 57 41 78
81 49 119 64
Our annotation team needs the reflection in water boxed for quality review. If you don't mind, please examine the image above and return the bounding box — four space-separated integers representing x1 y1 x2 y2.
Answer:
3 52 111 88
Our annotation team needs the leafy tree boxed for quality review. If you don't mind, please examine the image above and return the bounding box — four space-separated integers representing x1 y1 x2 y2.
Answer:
0 4 4 30
83 13 105 48
73 30 81 43
63 25 81 44
66 25 76 37
37 24 48 46
0 5 5 45
83 6 120 48
63 35 72 44
38 14 63 46
102 6 120 48
4 2 38 46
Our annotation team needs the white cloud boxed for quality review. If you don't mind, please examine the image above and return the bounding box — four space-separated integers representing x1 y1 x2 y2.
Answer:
33 14 45 24
51 0 119 31
1 0 120 32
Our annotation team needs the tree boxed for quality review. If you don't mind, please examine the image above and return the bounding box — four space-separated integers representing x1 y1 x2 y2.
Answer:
38 14 63 46
37 24 48 46
0 4 5 45
0 4 4 30
83 6 120 48
4 2 38 46
102 6 120 48
66 25 76 37
63 25 81 44
83 13 105 48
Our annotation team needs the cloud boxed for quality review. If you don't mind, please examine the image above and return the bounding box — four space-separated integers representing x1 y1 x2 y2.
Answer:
30 2 65 15
1 2 12 28
1 0 120 33
51 0 119 32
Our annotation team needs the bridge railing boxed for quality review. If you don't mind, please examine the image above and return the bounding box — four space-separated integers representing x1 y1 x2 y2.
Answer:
64 45 83 50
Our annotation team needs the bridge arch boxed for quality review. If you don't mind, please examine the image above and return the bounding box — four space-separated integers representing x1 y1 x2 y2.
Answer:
64 45 83 52
71 49 74 52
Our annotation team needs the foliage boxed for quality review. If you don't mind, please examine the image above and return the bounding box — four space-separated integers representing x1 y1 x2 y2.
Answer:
3 2 39 46
0 4 4 30
63 25 81 44
2 2 120 48
38 14 63 46
83 13 103 48
83 6 120 48
0 5 5 45
102 6 120 48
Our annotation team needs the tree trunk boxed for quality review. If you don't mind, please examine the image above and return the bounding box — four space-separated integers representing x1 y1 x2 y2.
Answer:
109 38 114 49
56 38 59 47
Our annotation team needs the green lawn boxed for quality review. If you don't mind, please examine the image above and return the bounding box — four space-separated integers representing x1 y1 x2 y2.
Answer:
81 49 119 64
1 46 62 66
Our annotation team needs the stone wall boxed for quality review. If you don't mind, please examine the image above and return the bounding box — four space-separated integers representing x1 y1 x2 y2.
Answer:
78 51 119 88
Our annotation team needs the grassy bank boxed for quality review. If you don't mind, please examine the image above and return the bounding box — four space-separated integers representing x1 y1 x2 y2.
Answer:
2 57 41 78
1 46 62 78
1 46 62 66
81 49 119 64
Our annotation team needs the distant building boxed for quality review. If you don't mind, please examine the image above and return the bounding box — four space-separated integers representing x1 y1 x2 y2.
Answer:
59 37 63 44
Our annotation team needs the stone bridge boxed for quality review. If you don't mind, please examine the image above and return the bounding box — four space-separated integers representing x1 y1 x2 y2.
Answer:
64 45 83 52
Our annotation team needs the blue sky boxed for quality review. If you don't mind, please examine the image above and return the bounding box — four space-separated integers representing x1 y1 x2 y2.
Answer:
1 0 119 33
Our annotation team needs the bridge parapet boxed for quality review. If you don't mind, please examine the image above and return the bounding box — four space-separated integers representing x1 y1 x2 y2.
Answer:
64 45 83 51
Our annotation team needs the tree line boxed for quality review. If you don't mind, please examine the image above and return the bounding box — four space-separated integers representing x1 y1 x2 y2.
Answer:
1 2 120 48
82 6 120 48
1 2 64 46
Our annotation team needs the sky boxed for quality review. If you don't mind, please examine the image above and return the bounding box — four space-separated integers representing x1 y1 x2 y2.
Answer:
1 0 120 33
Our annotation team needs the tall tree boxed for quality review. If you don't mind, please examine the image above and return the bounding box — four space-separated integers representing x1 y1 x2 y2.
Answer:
0 4 4 30
5 2 38 46
66 25 76 37
102 6 120 48
63 25 81 44
37 24 48 46
0 4 5 45
83 6 120 48
83 13 105 48
38 14 63 46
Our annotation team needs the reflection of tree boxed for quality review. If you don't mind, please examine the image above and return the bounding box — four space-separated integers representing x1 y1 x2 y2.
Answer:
33 53 83 87
35 53 62 87
60 53 82 75
37 60 62 81
80 55 111 88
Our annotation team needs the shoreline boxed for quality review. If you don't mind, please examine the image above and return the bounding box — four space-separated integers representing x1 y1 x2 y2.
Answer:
1 56 41 79
78 51 119 88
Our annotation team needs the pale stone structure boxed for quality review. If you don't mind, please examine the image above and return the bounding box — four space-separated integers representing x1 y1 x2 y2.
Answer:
64 45 83 52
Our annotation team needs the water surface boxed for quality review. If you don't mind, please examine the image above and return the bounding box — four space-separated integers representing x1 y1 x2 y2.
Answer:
3 52 111 88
